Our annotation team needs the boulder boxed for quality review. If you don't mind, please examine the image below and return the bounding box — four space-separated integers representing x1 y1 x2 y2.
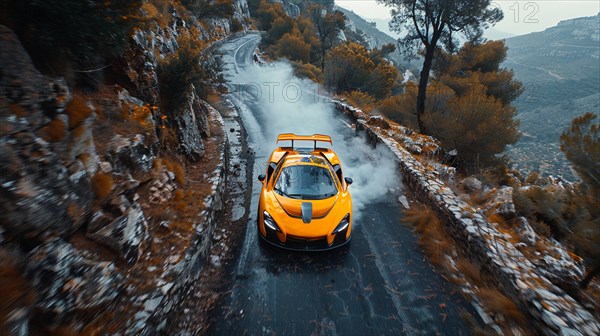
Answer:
26 238 123 322
461 176 483 194
515 217 538 245
107 134 155 175
0 136 93 239
535 239 585 290
494 186 516 219
87 203 149 265
173 85 207 161
0 25 94 240
91 205 147 264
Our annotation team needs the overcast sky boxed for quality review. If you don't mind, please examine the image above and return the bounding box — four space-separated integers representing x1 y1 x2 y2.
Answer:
336 0 600 37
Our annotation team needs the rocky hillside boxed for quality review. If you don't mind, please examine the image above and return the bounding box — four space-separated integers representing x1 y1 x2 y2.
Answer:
503 13 600 179
335 6 407 68
0 1 250 334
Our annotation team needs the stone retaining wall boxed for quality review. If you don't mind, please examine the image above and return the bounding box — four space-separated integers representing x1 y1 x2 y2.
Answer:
333 101 600 336
137 104 229 335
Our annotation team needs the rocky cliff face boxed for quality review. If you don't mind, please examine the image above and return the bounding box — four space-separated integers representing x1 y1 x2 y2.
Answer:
1 2 248 333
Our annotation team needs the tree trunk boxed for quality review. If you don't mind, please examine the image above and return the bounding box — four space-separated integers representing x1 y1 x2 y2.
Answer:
580 264 600 288
416 44 436 134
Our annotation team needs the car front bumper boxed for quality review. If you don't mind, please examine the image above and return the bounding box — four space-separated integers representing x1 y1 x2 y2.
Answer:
259 225 350 251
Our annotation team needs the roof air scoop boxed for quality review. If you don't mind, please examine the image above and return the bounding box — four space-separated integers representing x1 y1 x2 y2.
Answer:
301 202 313 223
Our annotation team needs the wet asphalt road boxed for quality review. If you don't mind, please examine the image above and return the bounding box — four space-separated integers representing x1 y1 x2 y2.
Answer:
209 34 477 336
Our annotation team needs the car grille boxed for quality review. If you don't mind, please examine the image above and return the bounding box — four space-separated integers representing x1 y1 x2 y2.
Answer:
285 235 329 250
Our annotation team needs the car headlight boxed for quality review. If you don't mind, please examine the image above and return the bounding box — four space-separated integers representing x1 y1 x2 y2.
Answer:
332 214 350 234
263 211 281 232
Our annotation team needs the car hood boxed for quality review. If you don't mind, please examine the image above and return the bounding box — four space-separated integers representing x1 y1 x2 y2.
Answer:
274 193 337 222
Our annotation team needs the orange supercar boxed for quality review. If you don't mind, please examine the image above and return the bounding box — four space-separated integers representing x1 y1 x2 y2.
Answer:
257 133 353 250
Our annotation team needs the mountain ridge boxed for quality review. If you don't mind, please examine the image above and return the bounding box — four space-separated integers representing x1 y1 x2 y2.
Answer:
504 13 600 179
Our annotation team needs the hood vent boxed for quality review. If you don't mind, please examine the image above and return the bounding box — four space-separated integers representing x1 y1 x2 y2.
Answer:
301 202 313 223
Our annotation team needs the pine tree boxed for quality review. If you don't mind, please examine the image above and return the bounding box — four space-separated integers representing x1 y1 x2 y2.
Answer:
377 0 503 133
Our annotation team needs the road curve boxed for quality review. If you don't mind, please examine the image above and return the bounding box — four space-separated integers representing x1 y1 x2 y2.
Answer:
210 34 478 336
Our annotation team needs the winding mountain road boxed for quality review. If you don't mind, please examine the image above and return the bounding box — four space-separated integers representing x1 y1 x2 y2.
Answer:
209 34 477 336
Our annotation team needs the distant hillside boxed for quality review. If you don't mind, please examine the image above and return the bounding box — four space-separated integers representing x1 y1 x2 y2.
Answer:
365 17 400 39
335 6 406 67
503 13 600 179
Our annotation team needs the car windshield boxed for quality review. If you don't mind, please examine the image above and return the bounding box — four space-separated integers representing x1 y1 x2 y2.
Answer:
274 165 337 200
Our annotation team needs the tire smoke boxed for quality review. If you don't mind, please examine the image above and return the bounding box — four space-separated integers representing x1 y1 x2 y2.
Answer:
229 60 402 222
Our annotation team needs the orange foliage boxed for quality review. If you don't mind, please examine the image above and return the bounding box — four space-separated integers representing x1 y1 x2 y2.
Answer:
173 189 187 212
38 117 67 142
8 103 28 118
71 124 87 141
161 158 186 186
65 94 93 129
477 287 525 324
92 172 114 199
345 91 376 113
146 0 170 27
67 203 85 220
0 254 36 331
423 82 520 166
276 31 311 63
77 152 90 165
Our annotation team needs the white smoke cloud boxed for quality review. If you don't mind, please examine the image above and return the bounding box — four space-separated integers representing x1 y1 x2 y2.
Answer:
230 61 401 221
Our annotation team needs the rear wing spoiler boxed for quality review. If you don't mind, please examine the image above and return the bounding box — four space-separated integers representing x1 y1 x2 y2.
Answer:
276 133 332 148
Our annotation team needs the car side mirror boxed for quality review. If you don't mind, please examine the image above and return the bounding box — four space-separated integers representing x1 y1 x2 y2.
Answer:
258 174 266 182
344 177 353 185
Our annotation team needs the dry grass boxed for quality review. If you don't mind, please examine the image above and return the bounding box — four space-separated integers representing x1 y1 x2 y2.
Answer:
402 205 452 266
92 172 114 200
145 0 171 28
487 213 509 227
38 117 67 142
345 91 377 113
160 157 186 186
455 259 482 283
403 205 530 333
173 189 187 212
476 287 526 324
65 94 92 129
